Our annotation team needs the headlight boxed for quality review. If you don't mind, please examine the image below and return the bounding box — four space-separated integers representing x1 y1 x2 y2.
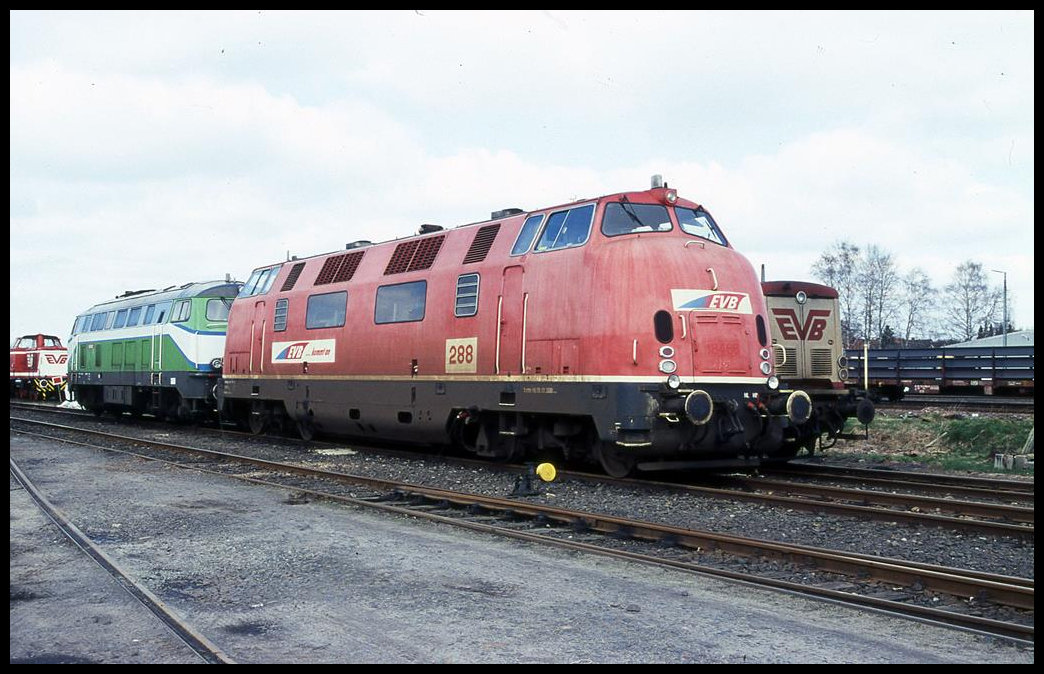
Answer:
759 348 771 360
759 361 772 375
838 368 849 381
796 291 807 304
659 359 677 374
666 374 681 389
659 345 675 358
767 375 780 390
837 355 848 368
210 358 223 370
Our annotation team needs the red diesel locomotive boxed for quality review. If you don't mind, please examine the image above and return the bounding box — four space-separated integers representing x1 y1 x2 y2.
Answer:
220 177 811 476
10 333 69 401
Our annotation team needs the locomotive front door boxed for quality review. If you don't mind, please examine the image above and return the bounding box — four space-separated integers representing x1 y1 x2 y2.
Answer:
498 266 525 375
687 311 752 377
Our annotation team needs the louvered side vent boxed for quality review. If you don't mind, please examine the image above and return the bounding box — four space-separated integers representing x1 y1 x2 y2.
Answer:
314 255 346 285
463 224 500 264
332 250 364 283
810 349 834 377
384 236 445 274
776 348 798 377
408 235 444 271
384 240 419 275
280 262 306 291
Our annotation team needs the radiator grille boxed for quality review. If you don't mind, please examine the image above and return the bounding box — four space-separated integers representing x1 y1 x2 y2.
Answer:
384 236 445 275
776 348 798 377
810 348 834 377
314 251 365 285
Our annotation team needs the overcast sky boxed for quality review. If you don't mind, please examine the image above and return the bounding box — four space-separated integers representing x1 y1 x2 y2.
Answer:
10 10 1034 346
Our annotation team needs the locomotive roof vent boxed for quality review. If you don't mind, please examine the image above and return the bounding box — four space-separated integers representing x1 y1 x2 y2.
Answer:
346 240 372 249
491 208 524 220
117 288 155 298
419 224 444 234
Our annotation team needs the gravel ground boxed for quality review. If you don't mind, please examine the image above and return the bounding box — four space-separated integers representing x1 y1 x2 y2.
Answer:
15 408 1035 581
10 430 1036 664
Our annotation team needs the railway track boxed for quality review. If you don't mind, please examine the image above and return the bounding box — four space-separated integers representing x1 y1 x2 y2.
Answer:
10 416 1034 642
12 403 1034 537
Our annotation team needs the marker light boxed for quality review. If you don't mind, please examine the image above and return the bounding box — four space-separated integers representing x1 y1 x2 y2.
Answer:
659 359 678 374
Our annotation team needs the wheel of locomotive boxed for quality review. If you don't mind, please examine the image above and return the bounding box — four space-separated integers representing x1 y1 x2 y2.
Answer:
595 442 637 478
248 402 269 435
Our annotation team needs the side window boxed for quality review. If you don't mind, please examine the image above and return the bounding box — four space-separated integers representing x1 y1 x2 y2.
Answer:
90 313 107 331
127 306 142 327
534 204 594 252
113 309 129 329
105 311 116 329
171 300 191 323
153 301 173 324
455 274 480 317
306 291 347 329
143 304 156 325
274 298 289 332
375 281 426 324
510 214 545 256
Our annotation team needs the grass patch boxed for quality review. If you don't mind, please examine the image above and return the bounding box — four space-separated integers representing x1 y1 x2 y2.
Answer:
819 410 1034 475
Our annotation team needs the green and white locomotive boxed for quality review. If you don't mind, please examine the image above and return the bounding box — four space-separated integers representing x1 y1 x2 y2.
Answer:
68 280 242 420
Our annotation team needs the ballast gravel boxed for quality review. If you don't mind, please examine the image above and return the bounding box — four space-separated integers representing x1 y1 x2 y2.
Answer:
9 412 1035 663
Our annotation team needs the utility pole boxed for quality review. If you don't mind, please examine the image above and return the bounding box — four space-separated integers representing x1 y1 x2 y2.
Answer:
991 269 1008 347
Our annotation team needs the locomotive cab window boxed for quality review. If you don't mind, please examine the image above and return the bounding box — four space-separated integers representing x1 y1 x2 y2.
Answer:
239 265 282 298
676 206 727 246
206 298 233 322
171 300 191 323
534 203 594 252
306 291 347 329
375 281 427 324
602 202 672 237
510 214 545 256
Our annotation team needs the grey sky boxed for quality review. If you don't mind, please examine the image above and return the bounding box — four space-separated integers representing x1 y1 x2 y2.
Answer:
10 10 1033 344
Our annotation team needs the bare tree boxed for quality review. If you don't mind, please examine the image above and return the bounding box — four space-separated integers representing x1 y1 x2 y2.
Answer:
897 267 936 344
812 240 861 346
943 261 1000 341
861 245 899 345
